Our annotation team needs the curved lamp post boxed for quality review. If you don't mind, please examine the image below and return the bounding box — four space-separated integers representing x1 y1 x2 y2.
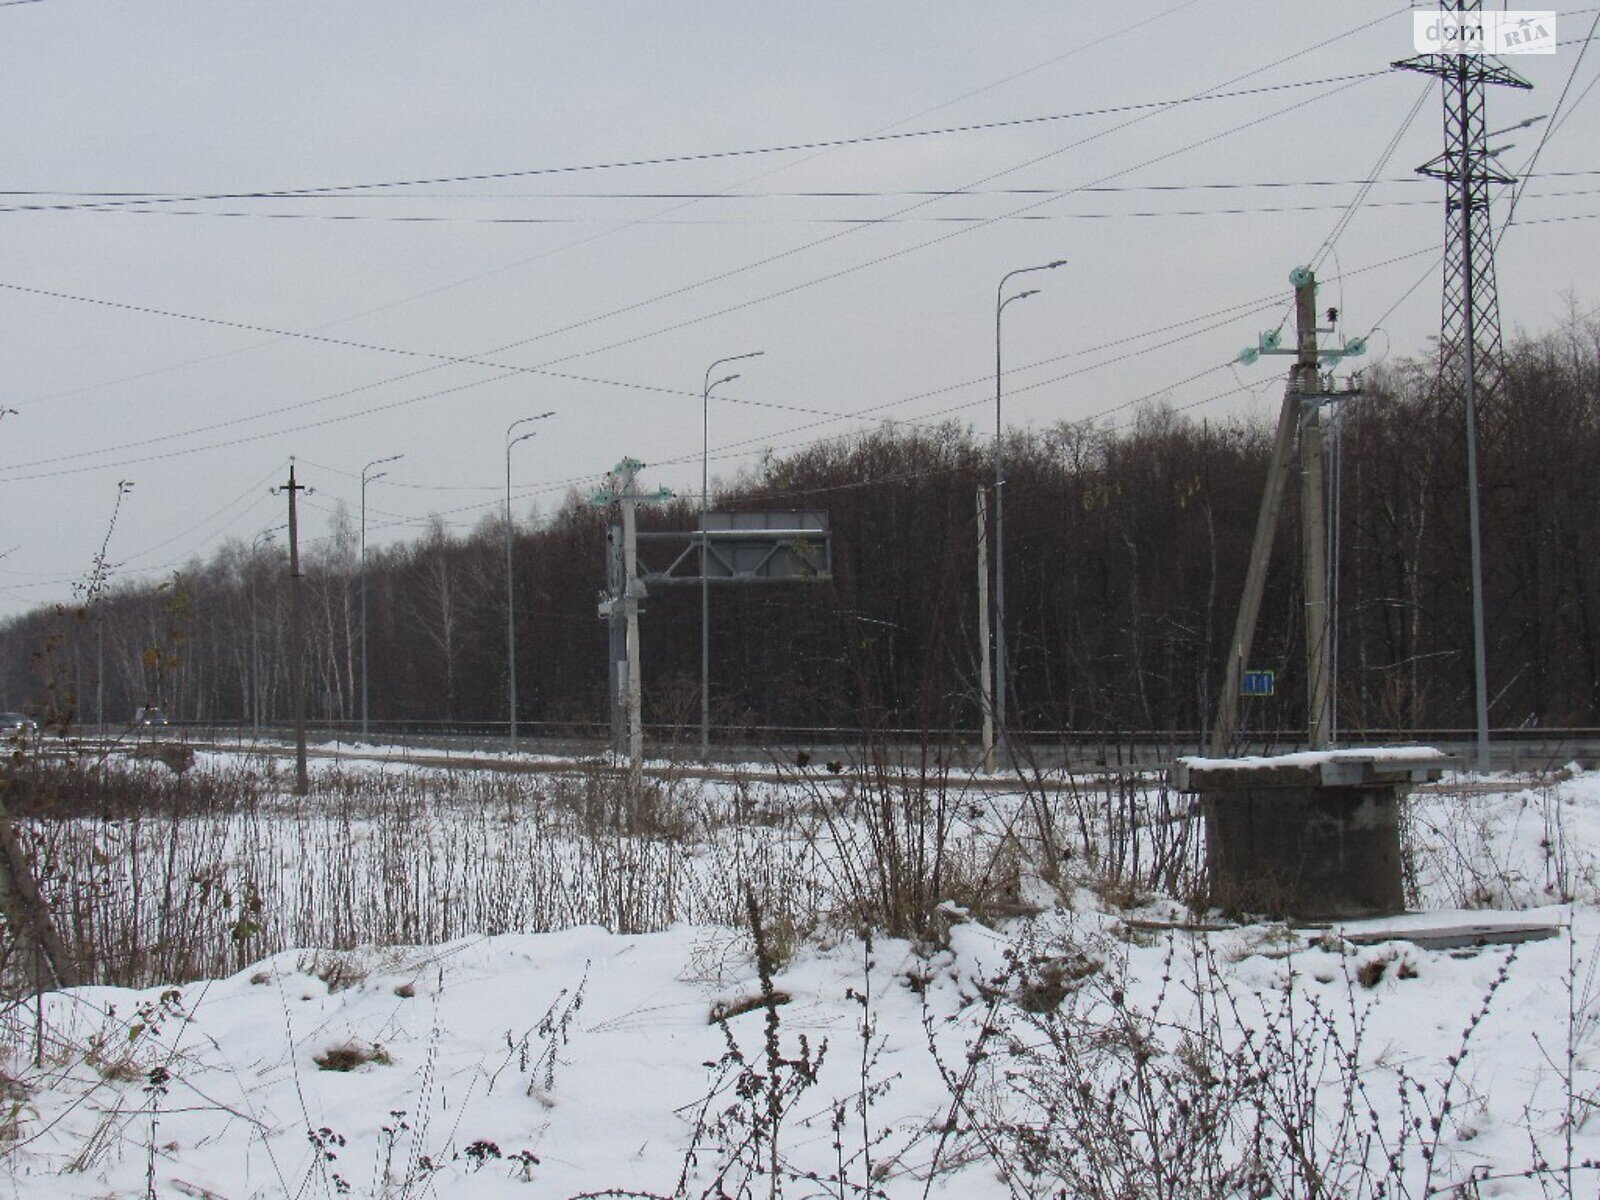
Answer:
993 259 1065 751
506 412 555 752
702 352 763 762
360 454 403 741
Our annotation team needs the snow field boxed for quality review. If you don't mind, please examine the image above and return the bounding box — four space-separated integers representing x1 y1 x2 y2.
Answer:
3 753 1600 1195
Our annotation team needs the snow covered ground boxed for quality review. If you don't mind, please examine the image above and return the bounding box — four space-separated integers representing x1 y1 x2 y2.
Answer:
4 755 1600 1197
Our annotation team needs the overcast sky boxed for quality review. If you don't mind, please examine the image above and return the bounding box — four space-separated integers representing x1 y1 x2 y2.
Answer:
1 2 1595 618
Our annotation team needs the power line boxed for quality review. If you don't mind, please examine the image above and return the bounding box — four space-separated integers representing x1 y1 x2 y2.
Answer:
27 186 1600 228
0 13 1435 504
4 5 1213 425
360 245 1451 531
1501 6 1600 236
11 11 1413 404
0 74 1391 218
16 170 1600 204
283 231 1509 543
116 463 285 567
1311 79 1435 269
0 240 1461 490
6 28 1403 426
0 39 1411 476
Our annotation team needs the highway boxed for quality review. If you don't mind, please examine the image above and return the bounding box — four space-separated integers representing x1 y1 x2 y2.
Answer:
98 720 1600 776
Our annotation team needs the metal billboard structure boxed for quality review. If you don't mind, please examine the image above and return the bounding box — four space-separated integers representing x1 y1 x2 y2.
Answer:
635 510 832 585
599 508 832 758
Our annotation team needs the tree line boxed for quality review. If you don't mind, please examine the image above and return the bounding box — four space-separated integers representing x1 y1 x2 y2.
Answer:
4 314 1598 742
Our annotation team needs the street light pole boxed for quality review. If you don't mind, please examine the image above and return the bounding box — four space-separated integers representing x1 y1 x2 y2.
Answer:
701 351 763 763
506 412 555 753
360 454 402 742
94 479 134 733
993 259 1065 752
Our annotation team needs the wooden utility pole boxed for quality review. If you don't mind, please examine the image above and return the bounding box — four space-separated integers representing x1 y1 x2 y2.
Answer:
976 486 995 773
278 462 310 795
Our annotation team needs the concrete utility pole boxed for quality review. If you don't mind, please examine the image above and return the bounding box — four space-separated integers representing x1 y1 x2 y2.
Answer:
590 459 672 791
606 527 626 752
1296 277 1334 750
251 526 282 736
276 462 311 795
1210 267 1363 755
1210 363 1303 755
976 486 995 773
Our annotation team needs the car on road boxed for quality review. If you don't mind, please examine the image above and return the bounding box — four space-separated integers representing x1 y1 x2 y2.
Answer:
132 706 170 727
0 711 36 738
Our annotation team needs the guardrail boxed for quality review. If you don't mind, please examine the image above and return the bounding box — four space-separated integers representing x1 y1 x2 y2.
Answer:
96 721 1600 774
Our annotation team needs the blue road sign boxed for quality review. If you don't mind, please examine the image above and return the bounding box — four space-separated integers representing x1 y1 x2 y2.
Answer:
1241 670 1276 697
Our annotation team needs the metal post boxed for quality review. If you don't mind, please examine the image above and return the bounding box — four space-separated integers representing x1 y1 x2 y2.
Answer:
976 486 995 773
360 455 401 743
993 259 1064 752
1395 5 1531 772
701 352 762 763
505 413 554 753
1460 109 1492 773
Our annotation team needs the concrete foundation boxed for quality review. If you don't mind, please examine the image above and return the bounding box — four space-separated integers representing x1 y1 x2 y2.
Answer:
1200 784 1404 918
1172 749 1444 921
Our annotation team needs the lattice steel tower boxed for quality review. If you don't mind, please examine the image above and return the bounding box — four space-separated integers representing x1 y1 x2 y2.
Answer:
1395 4 1530 414
1394 0 1532 770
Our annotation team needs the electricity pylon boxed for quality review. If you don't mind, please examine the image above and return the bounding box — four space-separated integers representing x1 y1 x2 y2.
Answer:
1395 1 1532 771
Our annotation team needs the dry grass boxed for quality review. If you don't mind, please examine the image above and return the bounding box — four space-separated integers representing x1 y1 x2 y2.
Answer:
314 1041 393 1072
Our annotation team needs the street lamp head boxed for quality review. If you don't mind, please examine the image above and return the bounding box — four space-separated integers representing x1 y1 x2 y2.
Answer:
705 351 764 391
507 411 556 443
1046 259 1067 269
1017 289 1040 301
363 452 405 481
